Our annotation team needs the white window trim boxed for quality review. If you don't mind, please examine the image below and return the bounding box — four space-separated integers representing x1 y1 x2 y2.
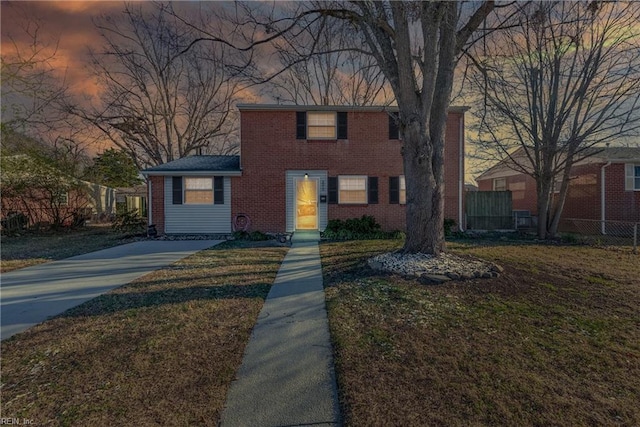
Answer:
627 163 640 191
493 177 507 191
338 175 368 204
307 111 337 140
57 192 69 206
184 177 214 205
400 175 406 205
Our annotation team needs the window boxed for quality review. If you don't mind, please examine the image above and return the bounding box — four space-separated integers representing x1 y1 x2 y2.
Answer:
338 176 367 204
185 177 213 204
389 112 400 140
296 111 347 139
308 112 336 139
173 177 224 205
55 192 68 205
626 164 640 191
493 178 507 191
389 176 406 204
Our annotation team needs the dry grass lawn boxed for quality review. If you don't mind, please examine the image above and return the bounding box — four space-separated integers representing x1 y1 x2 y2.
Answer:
322 240 640 426
1 226 135 272
0 242 288 426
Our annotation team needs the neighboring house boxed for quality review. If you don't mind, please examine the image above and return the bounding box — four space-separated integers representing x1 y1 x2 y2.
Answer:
476 147 640 224
116 185 148 215
142 104 467 235
1 154 117 228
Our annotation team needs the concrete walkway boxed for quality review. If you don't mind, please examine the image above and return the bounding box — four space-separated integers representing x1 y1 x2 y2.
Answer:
1 240 220 340
221 231 341 427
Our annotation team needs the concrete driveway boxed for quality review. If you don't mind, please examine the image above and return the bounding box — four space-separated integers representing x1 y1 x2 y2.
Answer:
1 240 221 340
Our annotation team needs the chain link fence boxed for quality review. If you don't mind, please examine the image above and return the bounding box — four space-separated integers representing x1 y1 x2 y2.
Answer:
560 218 638 253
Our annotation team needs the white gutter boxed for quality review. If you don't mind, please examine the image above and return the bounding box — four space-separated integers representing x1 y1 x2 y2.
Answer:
601 161 611 234
459 114 465 231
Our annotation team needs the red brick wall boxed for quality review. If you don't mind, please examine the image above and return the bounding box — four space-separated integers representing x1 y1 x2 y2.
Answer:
477 162 640 223
603 163 639 221
233 109 464 232
558 163 600 221
149 176 165 233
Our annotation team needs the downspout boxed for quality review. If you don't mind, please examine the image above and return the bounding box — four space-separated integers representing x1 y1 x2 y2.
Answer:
147 177 153 227
601 161 611 235
458 114 465 231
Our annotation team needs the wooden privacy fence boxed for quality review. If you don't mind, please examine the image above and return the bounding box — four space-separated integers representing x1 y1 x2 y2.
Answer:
466 191 513 230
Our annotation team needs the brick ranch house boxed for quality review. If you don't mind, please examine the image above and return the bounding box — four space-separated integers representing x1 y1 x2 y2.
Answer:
476 147 640 226
142 105 468 235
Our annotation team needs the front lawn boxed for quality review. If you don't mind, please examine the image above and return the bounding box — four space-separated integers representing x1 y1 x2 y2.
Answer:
1 225 136 272
0 243 288 426
321 240 640 426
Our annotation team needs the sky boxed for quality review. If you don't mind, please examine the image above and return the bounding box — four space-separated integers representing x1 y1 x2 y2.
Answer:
1 1 127 98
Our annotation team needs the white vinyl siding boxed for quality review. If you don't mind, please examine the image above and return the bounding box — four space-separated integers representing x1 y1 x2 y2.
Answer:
307 112 336 139
625 163 640 191
286 170 328 232
164 176 231 233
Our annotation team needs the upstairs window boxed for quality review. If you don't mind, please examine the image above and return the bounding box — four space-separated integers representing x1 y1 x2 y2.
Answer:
308 112 336 139
296 111 347 140
389 112 400 140
493 178 507 191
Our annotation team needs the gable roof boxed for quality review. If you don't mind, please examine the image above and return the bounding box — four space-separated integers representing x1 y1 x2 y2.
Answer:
477 146 640 181
142 155 241 176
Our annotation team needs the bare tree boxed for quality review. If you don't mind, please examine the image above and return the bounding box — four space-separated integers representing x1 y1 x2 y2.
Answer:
0 12 68 131
68 2 241 169
178 1 502 255
1 6 92 177
469 1 640 239
267 14 392 106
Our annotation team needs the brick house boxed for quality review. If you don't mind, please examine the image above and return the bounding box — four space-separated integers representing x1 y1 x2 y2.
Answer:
142 105 467 235
476 147 640 225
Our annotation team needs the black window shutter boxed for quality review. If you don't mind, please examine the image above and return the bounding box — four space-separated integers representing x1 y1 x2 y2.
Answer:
172 177 183 205
389 176 399 204
296 111 307 139
214 176 224 204
337 112 348 139
368 177 378 204
389 113 399 140
328 177 338 204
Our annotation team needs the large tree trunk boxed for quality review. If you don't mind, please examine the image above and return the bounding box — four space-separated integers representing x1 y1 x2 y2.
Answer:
403 117 446 255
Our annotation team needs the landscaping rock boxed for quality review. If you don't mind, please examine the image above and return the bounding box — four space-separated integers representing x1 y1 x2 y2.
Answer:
420 274 451 285
368 251 497 282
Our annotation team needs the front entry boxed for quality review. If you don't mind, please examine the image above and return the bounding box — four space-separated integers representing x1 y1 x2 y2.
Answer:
296 179 318 229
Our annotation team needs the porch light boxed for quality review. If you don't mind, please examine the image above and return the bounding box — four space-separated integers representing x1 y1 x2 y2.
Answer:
304 173 309 179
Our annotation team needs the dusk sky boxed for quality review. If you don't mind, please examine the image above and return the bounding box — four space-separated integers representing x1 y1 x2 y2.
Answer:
1 1 130 98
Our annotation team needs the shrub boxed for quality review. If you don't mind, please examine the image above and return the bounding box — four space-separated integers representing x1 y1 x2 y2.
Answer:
444 218 457 237
322 215 398 241
112 209 146 235
233 230 271 241
0 212 28 235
